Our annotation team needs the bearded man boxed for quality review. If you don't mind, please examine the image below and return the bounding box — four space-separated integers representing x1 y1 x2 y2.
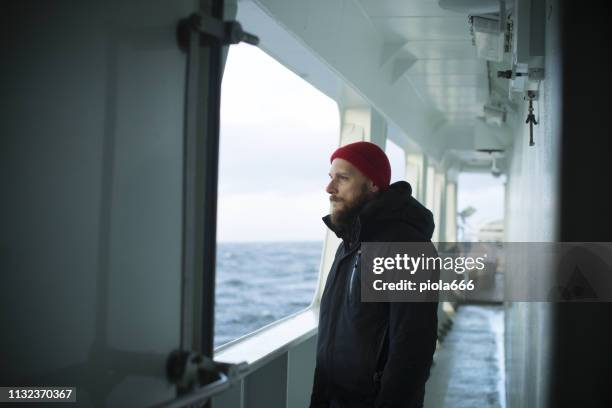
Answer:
309 141 438 408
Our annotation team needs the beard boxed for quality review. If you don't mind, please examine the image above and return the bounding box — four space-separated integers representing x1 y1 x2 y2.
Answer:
330 183 372 228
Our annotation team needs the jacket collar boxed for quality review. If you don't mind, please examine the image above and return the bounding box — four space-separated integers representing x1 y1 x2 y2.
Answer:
322 213 362 246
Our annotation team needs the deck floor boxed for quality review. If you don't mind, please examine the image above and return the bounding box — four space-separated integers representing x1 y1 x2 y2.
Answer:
424 304 505 408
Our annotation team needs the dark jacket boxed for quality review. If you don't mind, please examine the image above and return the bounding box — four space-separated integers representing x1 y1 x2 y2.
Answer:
310 181 438 408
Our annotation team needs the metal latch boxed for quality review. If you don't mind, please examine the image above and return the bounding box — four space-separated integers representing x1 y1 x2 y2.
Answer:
497 69 528 79
165 350 248 407
177 13 259 51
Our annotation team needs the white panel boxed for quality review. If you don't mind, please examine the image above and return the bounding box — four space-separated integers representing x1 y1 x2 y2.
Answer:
404 40 476 60
1 1 195 406
409 59 487 75
444 182 457 242
432 172 446 242
287 336 317 408
413 84 488 98
257 0 310 34
426 165 436 210
372 16 471 42
502 2 560 406
443 112 482 121
359 0 464 18
244 353 288 408
406 153 425 201
406 73 487 87
212 381 244 408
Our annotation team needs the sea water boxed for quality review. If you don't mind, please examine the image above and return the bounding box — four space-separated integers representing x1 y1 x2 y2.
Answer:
215 241 322 348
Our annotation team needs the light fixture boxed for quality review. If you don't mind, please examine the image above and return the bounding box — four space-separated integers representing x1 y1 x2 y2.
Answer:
471 15 505 62
490 156 502 177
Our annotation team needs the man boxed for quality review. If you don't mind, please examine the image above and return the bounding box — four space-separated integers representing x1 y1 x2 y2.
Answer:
310 141 438 408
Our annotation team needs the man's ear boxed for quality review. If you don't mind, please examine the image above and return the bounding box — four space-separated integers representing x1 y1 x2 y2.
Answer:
370 182 379 193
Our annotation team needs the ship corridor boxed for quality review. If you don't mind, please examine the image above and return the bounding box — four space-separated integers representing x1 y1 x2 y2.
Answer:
1 1 612 408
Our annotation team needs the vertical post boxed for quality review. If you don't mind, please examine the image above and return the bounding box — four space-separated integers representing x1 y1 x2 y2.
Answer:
432 171 445 242
180 0 226 364
425 163 436 212
197 0 224 359
444 182 457 242
405 153 425 202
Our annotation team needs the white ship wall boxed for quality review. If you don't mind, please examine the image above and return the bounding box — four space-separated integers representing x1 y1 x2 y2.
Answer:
504 1 561 406
0 1 197 405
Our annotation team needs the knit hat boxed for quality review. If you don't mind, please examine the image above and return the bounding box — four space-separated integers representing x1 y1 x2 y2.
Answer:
330 141 391 190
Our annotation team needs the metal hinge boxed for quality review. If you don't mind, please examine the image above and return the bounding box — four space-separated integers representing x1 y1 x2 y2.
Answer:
177 13 259 51
163 350 248 407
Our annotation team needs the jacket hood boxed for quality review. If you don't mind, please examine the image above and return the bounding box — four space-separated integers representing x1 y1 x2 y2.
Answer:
361 181 434 240
323 181 435 241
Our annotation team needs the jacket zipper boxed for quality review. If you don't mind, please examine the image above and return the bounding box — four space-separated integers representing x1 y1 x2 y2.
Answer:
348 250 361 300
326 244 361 391
373 322 389 392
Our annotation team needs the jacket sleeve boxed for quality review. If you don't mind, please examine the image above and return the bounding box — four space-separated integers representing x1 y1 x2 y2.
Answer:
374 301 438 408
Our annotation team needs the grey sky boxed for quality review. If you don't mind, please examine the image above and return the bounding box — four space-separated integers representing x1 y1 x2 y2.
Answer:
217 44 339 242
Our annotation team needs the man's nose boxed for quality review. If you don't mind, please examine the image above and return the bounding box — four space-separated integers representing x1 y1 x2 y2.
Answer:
326 179 337 194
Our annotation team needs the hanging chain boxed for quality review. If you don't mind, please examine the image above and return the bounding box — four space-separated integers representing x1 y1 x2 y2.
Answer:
525 91 538 146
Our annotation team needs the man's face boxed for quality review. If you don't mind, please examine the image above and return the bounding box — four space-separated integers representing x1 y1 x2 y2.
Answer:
326 158 379 226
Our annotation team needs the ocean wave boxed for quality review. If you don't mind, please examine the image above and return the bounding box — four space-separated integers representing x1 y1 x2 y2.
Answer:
215 241 322 348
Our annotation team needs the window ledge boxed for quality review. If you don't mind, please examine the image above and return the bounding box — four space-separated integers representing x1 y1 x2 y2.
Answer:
214 306 319 371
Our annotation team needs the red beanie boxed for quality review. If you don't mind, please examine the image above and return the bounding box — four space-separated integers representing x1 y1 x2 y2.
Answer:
330 141 391 190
